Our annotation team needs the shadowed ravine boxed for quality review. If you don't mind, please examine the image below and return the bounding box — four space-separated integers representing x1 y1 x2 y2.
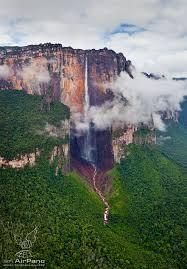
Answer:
92 165 110 224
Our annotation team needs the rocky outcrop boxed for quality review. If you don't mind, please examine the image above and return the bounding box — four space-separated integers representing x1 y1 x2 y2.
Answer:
161 111 179 122
112 125 156 163
49 144 70 175
0 143 70 173
0 149 41 168
133 130 156 145
112 125 137 163
44 119 70 139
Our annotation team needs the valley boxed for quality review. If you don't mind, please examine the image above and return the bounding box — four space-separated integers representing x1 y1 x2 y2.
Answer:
0 90 186 268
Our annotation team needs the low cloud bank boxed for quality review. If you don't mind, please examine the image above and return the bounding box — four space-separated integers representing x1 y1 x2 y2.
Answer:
19 59 50 94
0 64 11 79
76 71 187 131
21 59 50 83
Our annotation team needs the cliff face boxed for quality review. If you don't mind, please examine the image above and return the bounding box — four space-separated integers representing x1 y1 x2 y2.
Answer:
0 43 131 112
161 111 179 122
0 43 132 171
0 144 69 172
112 124 156 163
49 144 70 175
112 125 137 163
0 44 85 112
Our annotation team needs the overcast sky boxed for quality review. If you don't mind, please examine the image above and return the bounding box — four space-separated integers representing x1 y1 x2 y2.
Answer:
0 0 187 76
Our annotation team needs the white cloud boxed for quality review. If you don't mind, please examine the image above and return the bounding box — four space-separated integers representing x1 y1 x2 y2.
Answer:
0 64 11 78
19 59 50 94
77 71 187 131
21 59 50 82
0 0 186 76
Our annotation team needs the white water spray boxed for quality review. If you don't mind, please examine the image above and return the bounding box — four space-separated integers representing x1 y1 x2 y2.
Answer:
84 56 90 115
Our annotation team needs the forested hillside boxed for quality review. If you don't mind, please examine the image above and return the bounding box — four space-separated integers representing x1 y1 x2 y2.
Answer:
109 145 186 268
0 90 69 159
0 91 186 268
157 122 187 171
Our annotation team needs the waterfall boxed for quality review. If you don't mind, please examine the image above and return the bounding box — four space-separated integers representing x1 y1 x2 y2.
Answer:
83 59 110 222
84 56 90 115
83 56 93 163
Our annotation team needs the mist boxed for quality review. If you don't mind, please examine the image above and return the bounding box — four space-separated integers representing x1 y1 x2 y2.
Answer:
0 64 11 79
20 59 50 94
76 70 187 131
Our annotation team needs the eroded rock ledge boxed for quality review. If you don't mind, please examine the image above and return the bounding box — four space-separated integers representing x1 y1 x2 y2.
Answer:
0 149 41 168
0 144 69 171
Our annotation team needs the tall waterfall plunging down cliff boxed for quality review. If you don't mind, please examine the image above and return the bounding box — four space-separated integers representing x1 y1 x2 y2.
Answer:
82 56 94 164
84 56 90 118
0 44 129 172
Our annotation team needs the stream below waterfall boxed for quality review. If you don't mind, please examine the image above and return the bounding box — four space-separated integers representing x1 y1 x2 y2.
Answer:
92 165 110 224
83 56 110 224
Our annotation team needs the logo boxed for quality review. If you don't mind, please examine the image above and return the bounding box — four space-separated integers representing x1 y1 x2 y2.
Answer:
2 227 45 267
14 227 38 258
